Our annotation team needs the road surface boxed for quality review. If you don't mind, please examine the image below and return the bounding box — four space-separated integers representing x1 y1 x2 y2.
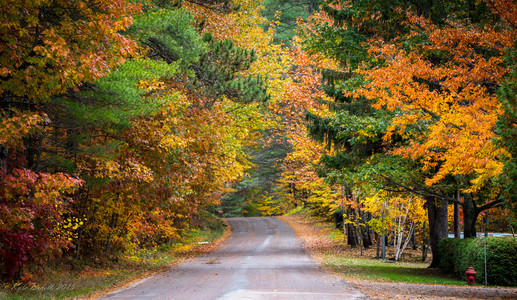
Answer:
101 217 366 299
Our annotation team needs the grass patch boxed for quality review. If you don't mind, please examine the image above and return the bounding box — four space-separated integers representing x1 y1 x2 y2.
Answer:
323 256 464 285
0 217 229 300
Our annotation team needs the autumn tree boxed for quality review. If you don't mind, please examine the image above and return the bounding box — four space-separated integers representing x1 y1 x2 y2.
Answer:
353 1 515 239
0 0 140 102
0 113 83 280
296 0 516 267
296 0 425 253
364 193 426 260
495 1 517 214
0 0 140 280
63 1 271 254
1 0 274 279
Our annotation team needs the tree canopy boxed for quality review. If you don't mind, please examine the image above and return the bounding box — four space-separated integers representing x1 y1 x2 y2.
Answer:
1 0 516 282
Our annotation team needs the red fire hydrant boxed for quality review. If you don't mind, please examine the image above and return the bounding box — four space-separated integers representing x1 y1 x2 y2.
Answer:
466 266 477 285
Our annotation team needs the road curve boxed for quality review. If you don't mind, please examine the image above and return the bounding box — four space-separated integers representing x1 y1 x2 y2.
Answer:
101 217 366 299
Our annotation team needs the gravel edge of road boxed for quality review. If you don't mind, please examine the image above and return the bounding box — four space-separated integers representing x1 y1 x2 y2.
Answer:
278 215 517 300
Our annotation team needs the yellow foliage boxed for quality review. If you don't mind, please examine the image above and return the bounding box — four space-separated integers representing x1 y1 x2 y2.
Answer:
257 196 279 216
363 193 426 235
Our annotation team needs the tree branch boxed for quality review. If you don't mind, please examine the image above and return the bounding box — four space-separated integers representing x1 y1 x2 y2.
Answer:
477 197 505 212
378 173 458 203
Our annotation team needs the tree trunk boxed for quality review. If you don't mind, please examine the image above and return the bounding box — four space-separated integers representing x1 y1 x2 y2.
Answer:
395 222 415 261
462 194 479 238
105 212 118 254
345 203 358 247
411 221 417 250
422 221 428 262
426 196 448 268
454 187 461 238
75 225 83 259
484 215 489 238
454 202 461 238
393 200 414 261
307 0 319 13
364 227 372 249
359 208 370 249
376 233 380 258
347 222 357 247
334 209 344 229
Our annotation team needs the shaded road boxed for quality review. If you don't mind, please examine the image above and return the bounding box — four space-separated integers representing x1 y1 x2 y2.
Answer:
101 217 366 299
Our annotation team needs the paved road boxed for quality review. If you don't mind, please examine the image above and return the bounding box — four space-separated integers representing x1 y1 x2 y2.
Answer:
101 217 366 299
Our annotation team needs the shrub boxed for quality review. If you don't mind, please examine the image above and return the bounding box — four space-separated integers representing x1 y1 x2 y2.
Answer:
438 238 461 271
454 238 484 281
485 237 517 286
438 237 517 286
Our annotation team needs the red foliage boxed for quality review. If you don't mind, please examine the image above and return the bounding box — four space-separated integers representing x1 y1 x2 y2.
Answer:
0 167 82 280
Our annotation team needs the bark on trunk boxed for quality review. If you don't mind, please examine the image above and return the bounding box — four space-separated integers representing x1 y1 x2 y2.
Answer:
462 194 479 238
454 202 461 238
422 221 428 262
426 196 448 268
347 221 357 247
454 188 461 238
411 221 417 250
334 209 344 230
376 233 380 258
345 201 358 247
359 208 371 249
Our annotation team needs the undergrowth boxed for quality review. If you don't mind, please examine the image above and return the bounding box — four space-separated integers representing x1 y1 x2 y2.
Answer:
0 218 228 300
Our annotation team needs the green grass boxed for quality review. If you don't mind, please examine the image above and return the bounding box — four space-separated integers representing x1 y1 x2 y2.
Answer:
0 218 228 300
323 255 466 285
285 206 307 216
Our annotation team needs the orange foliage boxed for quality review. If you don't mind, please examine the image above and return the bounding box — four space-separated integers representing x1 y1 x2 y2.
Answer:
352 4 516 190
0 0 140 101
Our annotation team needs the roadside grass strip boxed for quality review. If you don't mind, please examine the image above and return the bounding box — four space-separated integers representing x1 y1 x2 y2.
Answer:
322 256 465 285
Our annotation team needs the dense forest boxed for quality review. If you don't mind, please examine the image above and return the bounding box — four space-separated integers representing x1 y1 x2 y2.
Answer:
1 0 516 283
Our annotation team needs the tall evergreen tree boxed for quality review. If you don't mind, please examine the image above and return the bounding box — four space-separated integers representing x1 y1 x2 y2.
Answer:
496 44 517 214
261 0 317 46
